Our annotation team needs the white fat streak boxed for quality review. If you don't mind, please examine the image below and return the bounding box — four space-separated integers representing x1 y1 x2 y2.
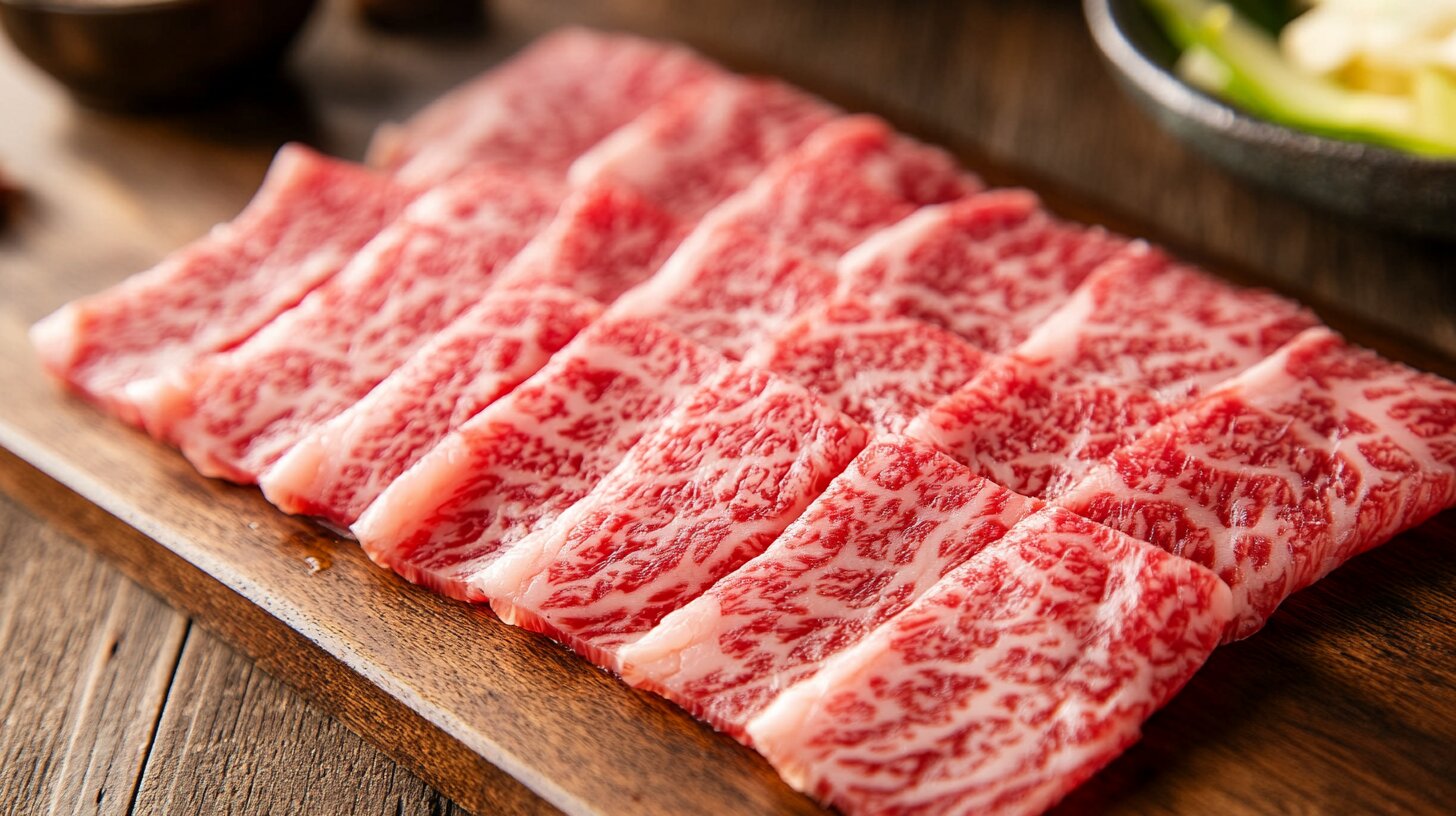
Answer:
351 431 478 562
1243 328 1454 476
617 592 723 685
268 290 589 520
391 96 515 188
568 76 741 190
259 426 330 513
836 192 1070 348
606 116 852 319
1010 275 1099 366
169 229 412 468
605 213 732 320
184 171 558 472
607 118 926 349
834 200 953 296
1224 328 1456 572
28 302 84 376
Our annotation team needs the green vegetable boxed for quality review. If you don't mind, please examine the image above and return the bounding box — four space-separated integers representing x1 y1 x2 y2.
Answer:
1144 0 1456 156
1223 0 1300 35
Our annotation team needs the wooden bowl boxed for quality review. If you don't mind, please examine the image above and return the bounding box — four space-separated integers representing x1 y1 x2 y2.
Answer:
0 0 319 110
1084 0 1456 241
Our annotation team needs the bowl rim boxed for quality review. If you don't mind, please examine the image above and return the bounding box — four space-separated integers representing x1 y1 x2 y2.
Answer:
1082 0 1456 169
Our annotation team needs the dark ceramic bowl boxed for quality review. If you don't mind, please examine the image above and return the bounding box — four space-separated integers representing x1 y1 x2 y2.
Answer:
0 0 318 110
1085 0 1456 241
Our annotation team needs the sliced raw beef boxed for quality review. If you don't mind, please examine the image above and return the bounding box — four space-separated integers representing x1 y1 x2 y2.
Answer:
142 168 563 483
473 364 867 671
488 180 687 305
29 145 411 426
260 289 602 527
607 222 838 361
352 316 725 600
1059 326 1456 640
619 435 1040 736
743 298 989 434
908 249 1318 499
746 506 1232 816
370 27 721 188
836 189 1128 352
608 116 978 358
491 75 837 303
566 75 838 223
260 78 836 526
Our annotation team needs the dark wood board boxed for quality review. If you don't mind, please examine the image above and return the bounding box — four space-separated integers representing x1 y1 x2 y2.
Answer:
0 475 478 816
1 2 1452 815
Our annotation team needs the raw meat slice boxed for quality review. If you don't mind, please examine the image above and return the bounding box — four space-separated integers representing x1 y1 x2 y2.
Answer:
492 75 838 303
488 180 687 305
608 116 978 358
695 117 978 269
907 249 1319 499
836 189 1128 352
618 435 1041 736
261 76 837 526
1059 326 1456 640
257 77 838 521
746 506 1232 816
144 167 563 483
473 364 868 672
743 298 989 434
29 145 411 426
352 316 725 600
370 27 721 188
260 288 602 527
607 222 840 361
566 75 838 223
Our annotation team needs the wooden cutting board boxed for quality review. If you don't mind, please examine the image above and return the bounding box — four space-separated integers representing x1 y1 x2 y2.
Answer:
1 3 1452 815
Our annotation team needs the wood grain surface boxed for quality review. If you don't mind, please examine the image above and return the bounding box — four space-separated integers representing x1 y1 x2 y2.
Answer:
1 1 1452 814
0 448 539 816
0 478 479 816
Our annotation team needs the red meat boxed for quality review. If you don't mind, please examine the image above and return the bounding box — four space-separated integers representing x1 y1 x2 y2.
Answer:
608 116 978 358
744 298 989 434
619 435 1040 736
475 364 866 672
1059 326 1456 640
371 27 721 188
29 145 411 426
351 316 725 601
909 249 1317 499
836 189 1127 352
261 288 602 527
746 506 1231 816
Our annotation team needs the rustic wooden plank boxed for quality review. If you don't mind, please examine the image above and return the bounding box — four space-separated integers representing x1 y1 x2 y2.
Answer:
133 630 469 816
0 495 186 816
0 448 557 816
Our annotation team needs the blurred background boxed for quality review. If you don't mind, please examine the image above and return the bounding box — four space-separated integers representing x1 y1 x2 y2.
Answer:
1 0 1451 363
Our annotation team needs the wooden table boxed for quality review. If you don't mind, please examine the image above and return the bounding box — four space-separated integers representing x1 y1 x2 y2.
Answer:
2 2 1452 814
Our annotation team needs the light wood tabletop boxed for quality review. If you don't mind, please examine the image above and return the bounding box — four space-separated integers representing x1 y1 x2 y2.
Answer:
2 1 1452 815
